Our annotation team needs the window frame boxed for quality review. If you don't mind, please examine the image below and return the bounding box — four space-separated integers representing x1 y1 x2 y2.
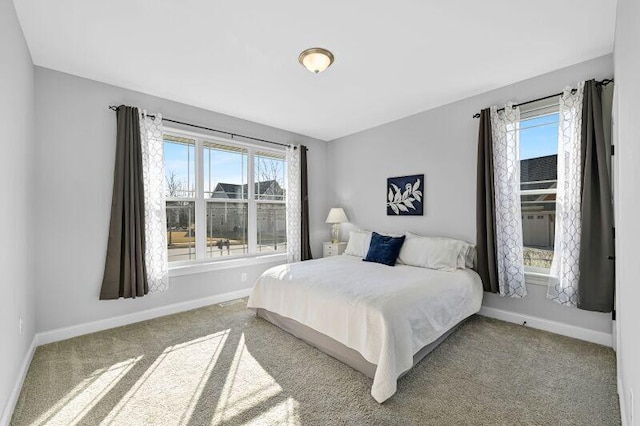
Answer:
163 126 288 269
518 99 560 277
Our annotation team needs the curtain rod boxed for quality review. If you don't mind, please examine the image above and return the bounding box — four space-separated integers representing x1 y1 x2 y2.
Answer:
108 105 299 149
472 78 614 118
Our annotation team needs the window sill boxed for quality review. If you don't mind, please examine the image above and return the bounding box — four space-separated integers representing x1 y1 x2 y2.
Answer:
525 271 551 287
169 253 287 278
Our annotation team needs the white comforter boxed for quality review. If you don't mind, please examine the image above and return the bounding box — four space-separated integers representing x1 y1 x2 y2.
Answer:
247 255 483 403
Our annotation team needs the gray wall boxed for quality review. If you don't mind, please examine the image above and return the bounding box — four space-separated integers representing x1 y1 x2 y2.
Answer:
0 0 36 422
33 67 328 333
327 55 614 334
613 0 640 422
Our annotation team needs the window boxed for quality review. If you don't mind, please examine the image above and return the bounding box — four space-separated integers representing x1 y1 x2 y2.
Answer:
163 129 287 265
204 142 249 259
165 135 196 262
518 99 559 272
255 151 287 253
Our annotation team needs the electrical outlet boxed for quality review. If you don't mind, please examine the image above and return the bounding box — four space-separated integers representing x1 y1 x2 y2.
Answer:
19 317 23 336
241 273 247 282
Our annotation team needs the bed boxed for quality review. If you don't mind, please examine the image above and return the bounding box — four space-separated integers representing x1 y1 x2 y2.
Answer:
247 254 483 403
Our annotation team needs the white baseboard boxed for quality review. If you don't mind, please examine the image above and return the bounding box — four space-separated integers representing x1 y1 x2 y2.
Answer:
36 288 252 346
1 336 37 426
478 306 613 347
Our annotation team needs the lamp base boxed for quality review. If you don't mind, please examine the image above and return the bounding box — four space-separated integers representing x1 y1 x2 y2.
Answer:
330 223 341 243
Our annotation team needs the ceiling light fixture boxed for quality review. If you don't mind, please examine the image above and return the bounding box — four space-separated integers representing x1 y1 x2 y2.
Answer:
298 47 334 74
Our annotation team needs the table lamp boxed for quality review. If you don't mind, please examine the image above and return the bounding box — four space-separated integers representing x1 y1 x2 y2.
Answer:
325 208 348 243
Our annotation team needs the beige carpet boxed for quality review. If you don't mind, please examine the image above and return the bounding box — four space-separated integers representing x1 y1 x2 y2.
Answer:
12 300 619 425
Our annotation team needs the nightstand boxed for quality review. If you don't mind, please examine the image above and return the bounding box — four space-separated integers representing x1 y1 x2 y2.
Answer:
323 242 347 257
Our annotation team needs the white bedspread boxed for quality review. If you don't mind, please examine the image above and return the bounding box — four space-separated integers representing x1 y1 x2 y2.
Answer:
247 255 483 403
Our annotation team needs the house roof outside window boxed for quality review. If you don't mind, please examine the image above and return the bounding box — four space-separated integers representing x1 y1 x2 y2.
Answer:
520 154 557 213
211 180 284 199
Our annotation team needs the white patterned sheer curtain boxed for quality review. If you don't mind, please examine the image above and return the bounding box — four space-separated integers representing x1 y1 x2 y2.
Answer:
139 111 169 292
490 103 527 297
286 145 302 263
548 83 584 306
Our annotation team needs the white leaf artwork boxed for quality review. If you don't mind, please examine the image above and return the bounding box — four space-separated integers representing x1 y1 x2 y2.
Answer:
386 175 424 216
393 188 402 203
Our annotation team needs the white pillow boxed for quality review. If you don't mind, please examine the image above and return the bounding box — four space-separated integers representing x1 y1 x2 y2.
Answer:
455 240 475 269
464 246 476 269
451 239 475 269
344 231 372 257
412 233 476 269
398 234 460 271
400 232 475 271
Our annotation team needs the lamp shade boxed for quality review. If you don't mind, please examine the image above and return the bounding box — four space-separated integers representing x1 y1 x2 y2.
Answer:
325 208 348 224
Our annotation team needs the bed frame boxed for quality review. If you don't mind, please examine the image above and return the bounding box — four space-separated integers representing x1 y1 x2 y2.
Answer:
256 308 463 379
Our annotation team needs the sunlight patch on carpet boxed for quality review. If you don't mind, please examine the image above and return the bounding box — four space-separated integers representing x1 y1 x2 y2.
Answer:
102 329 229 425
211 332 286 425
244 396 300 425
30 356 141 426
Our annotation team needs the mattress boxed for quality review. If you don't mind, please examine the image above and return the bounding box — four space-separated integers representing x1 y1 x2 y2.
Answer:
248 255 483 402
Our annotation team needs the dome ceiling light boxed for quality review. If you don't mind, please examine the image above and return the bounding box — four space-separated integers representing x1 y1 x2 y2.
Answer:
298 47 334 74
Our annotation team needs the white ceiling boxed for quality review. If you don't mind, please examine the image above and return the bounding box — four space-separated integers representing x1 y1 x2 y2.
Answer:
14 0 616 141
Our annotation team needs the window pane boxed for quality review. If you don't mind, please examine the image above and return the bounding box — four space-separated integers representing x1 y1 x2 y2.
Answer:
522 201 555 269
520 114 559 189
519 113 559 160
254 151 286 201
164 135 196 198
520 113 558 270
166 201 196 262
257 203 286 253
204 142 248 199
206 202 248 258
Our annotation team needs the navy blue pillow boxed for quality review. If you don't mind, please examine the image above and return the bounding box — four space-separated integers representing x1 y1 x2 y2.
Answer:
363 232 406 266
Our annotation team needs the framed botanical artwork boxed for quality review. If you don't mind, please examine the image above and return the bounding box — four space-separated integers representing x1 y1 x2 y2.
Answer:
386 174 424 216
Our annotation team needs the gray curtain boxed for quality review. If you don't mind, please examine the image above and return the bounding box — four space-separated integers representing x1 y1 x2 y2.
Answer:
578 80 615 312
100 105 148 300
300 145 313 260
475 108 499 293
